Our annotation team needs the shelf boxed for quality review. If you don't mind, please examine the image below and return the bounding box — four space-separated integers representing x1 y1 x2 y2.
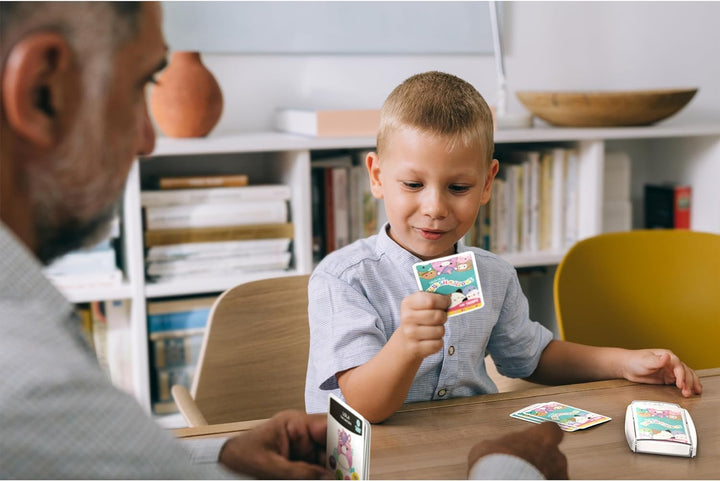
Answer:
60 282 134 304
145 268 304 298
148 122 720 158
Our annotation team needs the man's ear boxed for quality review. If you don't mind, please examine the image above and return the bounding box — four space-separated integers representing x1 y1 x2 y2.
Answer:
2 32 76 148
366 151 384 200
480 158 499 205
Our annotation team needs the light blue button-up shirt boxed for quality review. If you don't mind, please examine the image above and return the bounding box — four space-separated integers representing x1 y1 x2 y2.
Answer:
305 224 553 413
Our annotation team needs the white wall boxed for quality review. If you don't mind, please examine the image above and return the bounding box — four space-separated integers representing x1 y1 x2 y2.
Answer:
191 1 720 136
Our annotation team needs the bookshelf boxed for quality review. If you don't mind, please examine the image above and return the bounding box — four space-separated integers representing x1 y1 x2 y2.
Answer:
54 122 720 419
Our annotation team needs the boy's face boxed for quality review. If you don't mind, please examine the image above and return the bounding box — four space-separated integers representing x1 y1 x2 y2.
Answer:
367 127 498 261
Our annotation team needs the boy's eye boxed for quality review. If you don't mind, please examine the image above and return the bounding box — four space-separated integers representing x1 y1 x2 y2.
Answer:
449 184 471 193
402 181 423 190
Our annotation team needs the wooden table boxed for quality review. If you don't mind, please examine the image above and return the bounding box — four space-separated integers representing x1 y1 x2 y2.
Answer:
174 368 720 479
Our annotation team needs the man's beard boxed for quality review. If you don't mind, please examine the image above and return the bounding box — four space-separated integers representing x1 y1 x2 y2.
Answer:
35 202 118 265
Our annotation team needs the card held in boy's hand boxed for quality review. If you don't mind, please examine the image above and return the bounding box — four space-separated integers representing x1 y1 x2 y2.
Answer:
412 252 485 317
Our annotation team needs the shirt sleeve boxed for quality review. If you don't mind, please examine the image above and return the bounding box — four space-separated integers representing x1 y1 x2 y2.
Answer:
307 269 388 391
469 454 545 480
180 437 231 464
486 272 553 379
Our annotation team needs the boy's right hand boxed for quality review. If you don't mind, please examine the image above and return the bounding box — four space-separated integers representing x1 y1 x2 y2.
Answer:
398 291 451 360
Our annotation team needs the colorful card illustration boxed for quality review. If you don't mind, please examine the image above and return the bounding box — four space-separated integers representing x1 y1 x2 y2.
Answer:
412 252 484 317
327 394 371 480
511 401 612 432
631 401 690 444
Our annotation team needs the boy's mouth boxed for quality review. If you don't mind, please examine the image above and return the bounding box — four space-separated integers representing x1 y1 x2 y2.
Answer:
417 228 445 240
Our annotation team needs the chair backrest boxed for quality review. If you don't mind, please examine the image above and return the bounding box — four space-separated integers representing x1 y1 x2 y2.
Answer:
190 274 310 424
554 230 720 370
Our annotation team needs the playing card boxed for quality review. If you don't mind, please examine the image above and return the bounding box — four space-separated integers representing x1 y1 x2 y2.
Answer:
412 252 484 317
511 401 611 432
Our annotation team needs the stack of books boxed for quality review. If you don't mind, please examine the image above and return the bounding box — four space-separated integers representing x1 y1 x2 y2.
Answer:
467 147 580 255
310 151 386 262
141 174 294 283
44 217 123 291
147 295 217 414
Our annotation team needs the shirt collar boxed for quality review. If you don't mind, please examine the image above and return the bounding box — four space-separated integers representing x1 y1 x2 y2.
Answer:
376 222 464 269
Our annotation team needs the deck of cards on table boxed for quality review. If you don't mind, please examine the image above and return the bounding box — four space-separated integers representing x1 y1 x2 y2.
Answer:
413 252 484 317
327 394 371 480
624 400 697 457
510 401 612 432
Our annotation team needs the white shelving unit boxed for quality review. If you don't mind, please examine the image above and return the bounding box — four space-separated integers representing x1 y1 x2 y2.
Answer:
57 122 720 415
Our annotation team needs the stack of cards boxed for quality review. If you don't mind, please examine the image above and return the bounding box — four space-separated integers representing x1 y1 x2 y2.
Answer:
625 400 697 457
412 252 485 317
510 401 612 432
327 394 371 480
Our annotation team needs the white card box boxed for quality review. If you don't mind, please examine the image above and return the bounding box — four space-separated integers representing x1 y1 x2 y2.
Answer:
625 400 697 457
327 393 371 479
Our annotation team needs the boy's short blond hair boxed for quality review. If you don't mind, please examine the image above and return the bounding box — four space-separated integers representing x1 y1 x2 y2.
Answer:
377 71 494 165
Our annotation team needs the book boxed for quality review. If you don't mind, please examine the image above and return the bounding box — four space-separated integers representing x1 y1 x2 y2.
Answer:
90 301 110 378
144 200 288 230
76 304 94 350
327 394 371 480
276 108 380 137
146 251 291 277
47 268 123 291
152 364 195 403
151 333 204 369
644 184 692 229
624 400 697 457
144 222 294 247
146 296 216 334
104 299 134 395
141 184 291 208
146 238 291 262
44 247 117 276
157 174 249 190
550 148 566 251
563 150 580 248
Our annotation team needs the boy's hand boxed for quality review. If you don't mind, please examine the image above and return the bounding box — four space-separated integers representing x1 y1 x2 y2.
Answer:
621 349 703 397
398 291 451 360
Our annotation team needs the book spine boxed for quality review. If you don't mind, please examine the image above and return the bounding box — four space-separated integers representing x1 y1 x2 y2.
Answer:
144 222 295 247
550 148 566 251
147 251 291 277
141 184 291 207
158 174 249 189
151 334 203 369
147 308 210 333
324 168 336 253
152 364 195 404
145 200 288 230
332 166 350 249
674 185 692 229
104 299 134 395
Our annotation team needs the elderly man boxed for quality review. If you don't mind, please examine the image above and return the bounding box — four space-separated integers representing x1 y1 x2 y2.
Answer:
0 2 567 479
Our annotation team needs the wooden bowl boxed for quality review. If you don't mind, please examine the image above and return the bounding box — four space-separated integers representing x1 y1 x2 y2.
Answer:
516 88 698 127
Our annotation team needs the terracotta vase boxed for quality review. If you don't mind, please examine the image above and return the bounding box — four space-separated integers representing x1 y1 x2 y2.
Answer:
150 51 223 138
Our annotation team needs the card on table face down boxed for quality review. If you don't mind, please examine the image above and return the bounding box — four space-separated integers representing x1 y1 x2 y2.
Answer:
412 252 484 317
511 401 612 432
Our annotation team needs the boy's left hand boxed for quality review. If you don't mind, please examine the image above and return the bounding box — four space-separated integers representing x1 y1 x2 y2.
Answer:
621 349 703 397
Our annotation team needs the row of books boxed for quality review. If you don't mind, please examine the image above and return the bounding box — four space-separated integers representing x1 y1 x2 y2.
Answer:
77 299 134 396
465 148 580 254
147 295 217 414
141 174 294 283
44 217 123 291
311 152 386 262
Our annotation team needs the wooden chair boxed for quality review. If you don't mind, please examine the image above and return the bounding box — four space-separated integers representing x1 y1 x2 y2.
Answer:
172 274 310 426
554 230 720 370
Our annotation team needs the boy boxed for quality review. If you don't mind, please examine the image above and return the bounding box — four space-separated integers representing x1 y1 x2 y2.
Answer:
305 71 702 423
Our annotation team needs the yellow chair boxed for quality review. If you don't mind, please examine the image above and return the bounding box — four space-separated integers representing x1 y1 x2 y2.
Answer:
172 275 310 426
554 230 720 370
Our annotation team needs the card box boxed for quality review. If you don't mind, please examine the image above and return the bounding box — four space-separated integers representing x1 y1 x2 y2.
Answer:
625 400 697 457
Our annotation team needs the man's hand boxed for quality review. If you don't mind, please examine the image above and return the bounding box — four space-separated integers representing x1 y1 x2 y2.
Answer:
219 410 332 479
468 422 568 480
397 291 451 360
621 348 703 397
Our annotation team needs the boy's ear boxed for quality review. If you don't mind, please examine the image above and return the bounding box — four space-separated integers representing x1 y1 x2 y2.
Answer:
2 32 77 149
366 151 384 199
479 158 499 205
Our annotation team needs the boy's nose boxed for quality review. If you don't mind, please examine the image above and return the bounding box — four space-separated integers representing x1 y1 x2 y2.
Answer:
420 189 449 219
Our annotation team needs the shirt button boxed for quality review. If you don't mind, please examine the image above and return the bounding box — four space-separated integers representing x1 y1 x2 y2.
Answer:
448 345 455 356
438 388 447 397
